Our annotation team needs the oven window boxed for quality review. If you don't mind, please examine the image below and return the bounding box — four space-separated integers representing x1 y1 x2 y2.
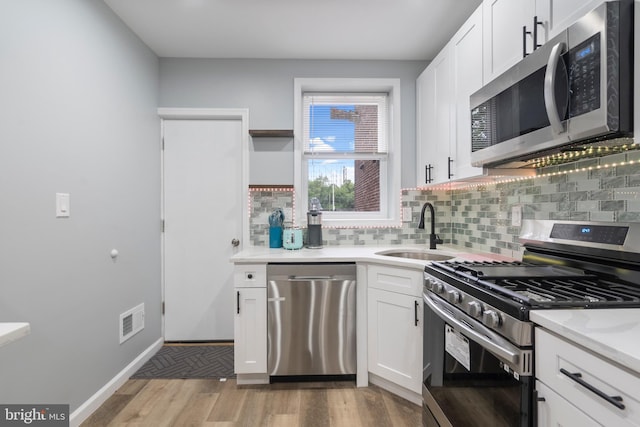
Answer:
424 318 531 427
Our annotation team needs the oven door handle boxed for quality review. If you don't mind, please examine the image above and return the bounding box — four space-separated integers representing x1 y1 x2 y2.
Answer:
423 292 520 367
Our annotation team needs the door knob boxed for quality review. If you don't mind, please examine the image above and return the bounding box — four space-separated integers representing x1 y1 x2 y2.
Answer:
231 238 240 247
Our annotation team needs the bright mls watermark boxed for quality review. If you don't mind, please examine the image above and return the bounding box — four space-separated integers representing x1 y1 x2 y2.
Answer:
0 405 68 426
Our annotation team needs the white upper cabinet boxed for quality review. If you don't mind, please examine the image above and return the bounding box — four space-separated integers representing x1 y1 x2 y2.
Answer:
482 0 534 83
483 0 606 85
535 0 605 41
415 0 610 187
416 47 452 186
451 6 484 180
416 5 484 186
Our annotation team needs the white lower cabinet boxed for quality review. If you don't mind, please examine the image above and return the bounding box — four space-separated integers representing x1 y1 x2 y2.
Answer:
535 328 640 426
536 381 599 427
234 287 267 374
233 264 267 376
367 265 423 394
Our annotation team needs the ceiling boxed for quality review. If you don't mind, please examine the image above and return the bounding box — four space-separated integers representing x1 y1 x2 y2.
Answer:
103 0 483 61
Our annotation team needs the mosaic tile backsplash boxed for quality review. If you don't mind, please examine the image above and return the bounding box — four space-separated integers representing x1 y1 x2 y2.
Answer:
249 150 640 259
248 187 451 247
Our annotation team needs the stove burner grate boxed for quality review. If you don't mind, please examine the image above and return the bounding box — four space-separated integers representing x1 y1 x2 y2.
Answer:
431 260 640 308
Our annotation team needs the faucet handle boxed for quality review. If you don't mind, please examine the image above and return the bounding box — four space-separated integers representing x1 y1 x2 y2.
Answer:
429 233 443 250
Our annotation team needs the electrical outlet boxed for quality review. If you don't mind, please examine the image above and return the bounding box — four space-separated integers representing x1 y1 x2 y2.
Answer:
402 207 412 222
511 205 522 227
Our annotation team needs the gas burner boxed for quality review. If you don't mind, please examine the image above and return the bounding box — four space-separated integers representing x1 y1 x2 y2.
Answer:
428 259 640 309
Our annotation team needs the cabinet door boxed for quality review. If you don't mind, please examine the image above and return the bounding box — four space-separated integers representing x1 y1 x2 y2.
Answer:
452 5 484 180
416 68 431 186
536 328 640 426
367 287 422 393
416 48 452 186
534 0 605 42
483 0 534 83
536 381 600 427
234 287 267 374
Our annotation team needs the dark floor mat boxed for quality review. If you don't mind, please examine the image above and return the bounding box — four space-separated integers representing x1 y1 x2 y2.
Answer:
131 345 235 379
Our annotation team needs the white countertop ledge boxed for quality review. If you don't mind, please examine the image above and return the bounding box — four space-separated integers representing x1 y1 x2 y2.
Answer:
531 309 640 375
0 322 31 348
230 244 515 268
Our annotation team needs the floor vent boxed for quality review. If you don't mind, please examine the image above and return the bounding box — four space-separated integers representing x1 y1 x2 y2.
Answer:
120 303 145 344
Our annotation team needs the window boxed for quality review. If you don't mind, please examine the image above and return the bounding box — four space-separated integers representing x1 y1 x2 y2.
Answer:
294 79 401 227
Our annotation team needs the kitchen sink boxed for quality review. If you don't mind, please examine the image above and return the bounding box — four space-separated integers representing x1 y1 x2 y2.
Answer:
376 250 454 261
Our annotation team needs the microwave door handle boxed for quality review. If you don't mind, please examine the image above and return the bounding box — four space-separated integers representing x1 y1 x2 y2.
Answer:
423 292 520 366
544 42 566 134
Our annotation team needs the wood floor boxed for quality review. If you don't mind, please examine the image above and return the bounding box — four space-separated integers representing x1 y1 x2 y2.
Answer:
81 378 422 427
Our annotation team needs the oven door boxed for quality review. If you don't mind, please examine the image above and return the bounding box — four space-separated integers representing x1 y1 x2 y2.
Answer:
422 292 533 427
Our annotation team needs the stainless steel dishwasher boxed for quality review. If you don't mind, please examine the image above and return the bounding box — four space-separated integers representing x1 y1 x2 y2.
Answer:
267 263 356 377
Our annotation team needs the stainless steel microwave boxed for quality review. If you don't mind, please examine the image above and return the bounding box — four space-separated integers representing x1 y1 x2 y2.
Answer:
470 1 633 168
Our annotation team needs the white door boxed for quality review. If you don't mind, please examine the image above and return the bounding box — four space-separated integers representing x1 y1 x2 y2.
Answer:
163 118 243 341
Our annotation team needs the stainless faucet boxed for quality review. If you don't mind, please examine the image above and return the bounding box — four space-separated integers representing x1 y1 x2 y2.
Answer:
418 202 443 249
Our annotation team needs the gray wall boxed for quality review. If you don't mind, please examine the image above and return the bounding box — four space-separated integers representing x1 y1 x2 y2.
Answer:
0 0 161 412
159 59 427 187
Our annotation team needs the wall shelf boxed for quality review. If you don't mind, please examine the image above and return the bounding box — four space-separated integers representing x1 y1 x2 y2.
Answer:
249 129 294 138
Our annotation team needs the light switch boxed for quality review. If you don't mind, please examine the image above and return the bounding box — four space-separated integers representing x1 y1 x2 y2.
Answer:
56 193 70 218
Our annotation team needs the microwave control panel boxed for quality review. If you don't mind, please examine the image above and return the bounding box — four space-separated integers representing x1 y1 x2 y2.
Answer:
567 33 601 117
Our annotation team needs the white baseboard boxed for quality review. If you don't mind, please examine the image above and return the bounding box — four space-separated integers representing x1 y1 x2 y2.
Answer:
69 337 164 427
236 373 269 385
368 373 422 406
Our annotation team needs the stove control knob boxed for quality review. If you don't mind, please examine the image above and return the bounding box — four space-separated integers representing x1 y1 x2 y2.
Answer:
446 290 461 304
467 301 482 318
482 310 501 328
431 281 444 294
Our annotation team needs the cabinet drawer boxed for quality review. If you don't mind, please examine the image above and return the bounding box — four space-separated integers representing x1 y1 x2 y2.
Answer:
536 328 640 426
233 264 266 288
367 264 423 297
536 380 599 427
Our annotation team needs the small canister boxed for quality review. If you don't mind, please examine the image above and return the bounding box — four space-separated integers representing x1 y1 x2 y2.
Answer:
283 223 303 250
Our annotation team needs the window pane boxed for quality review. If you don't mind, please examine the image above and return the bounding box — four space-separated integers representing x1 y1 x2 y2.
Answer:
308 104 355 153
303 95 387 154
307 159 380 212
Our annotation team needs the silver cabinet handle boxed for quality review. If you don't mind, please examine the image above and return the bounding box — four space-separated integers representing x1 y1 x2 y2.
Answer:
544 42 566 135
231 238 240 247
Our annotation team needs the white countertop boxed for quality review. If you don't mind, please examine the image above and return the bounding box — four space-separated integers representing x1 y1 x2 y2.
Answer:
0 322 30 348
230 244 515 268
531 309 640 375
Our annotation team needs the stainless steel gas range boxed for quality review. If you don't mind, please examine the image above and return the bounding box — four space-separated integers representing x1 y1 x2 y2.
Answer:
422 220 640 427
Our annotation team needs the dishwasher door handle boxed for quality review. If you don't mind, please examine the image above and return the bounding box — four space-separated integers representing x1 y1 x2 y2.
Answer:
288 276 333 281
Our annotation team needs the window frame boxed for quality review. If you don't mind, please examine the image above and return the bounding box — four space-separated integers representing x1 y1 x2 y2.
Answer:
294 78 401 228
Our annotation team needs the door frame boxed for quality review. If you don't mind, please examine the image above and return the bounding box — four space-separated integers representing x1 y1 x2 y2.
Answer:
157 108 249 339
